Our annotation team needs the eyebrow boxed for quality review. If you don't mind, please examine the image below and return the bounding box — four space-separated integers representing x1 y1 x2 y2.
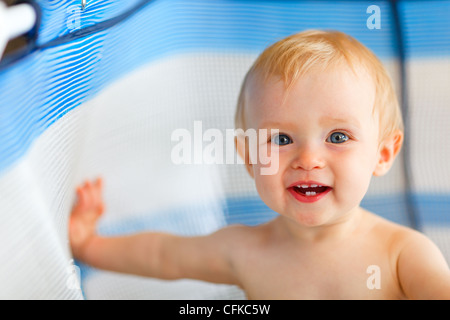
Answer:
258 121 296 129
319 116 361 128
259 117 361 130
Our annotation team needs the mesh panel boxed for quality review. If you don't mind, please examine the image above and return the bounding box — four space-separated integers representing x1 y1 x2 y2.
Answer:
0 0 448 299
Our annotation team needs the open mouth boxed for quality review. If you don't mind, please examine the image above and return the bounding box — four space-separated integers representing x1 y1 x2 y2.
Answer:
288 182 332 203
292 184 331 196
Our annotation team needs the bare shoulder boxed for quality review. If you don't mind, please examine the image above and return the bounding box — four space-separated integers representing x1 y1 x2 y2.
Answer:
364 210 450 299
210 221 279 269
363 210 433 250
360 210 445 267
213 221 275 248
381 217 449 266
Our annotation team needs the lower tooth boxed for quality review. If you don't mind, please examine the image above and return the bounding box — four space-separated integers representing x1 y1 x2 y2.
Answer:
305 191 316 196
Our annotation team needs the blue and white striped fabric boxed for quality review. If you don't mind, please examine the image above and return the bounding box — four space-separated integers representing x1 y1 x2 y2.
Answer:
0 0 449 299
36 0 144 44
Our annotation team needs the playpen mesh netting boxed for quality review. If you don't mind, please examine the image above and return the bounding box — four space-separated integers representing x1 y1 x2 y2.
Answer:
0 0 449 299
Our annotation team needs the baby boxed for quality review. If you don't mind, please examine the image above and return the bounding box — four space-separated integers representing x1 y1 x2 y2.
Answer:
69 30 450 299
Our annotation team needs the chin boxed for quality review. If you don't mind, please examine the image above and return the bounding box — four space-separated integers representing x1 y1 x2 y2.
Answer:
287 210 332 228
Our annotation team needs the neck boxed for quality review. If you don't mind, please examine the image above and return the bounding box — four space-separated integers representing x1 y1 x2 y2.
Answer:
275 206 366 244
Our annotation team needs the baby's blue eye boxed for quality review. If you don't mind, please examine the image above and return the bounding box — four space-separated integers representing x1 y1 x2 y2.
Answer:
272 134 292 146
328 132 349 144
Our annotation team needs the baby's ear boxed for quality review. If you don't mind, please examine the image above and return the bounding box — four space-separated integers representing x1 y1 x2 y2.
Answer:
235 135 254 179
373 130 404 177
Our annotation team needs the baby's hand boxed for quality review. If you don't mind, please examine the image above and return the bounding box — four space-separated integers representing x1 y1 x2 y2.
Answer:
69 178 105 260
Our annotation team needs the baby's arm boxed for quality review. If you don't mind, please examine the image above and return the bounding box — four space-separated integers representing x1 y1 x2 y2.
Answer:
397 230 450 299
69 179 240 286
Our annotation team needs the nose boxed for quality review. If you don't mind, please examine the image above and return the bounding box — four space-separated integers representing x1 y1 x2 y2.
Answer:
290 143 325 171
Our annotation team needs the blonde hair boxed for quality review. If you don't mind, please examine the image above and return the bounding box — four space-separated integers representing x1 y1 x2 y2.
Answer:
234 30 403 142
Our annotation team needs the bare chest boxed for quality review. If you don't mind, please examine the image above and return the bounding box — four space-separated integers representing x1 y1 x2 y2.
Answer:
238 246 405 300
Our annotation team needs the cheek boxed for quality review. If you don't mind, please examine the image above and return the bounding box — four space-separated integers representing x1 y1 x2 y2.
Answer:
251 141 282 176
252 169 286 210
254 173 278 196
333 145 378 197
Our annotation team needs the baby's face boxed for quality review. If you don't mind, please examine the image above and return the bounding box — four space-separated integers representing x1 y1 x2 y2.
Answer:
244 67 380 227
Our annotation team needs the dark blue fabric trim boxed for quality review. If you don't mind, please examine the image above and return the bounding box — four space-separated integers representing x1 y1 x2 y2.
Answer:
0 0 154 71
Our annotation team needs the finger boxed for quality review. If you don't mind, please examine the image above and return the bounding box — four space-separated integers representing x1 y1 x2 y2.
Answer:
91 180 101 213
80 185 90 209
83 181 94 210
72 187 84 213
95 177 103 190
75 186 82 202
94 178 105 215
73 185 88 216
